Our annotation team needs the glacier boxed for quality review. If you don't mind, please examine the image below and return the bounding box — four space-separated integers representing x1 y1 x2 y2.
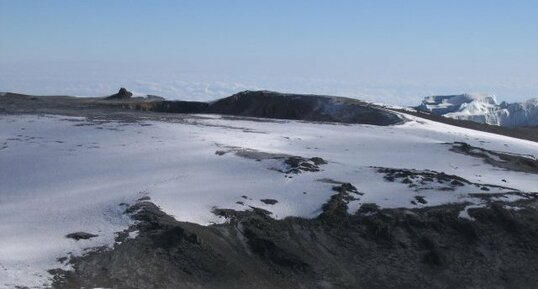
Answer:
417 93 538 127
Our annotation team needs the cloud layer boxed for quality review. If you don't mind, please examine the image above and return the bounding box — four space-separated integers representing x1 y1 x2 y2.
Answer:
1 62 536 106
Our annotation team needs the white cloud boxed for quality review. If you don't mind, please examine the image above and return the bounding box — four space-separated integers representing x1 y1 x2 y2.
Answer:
1 62 536 106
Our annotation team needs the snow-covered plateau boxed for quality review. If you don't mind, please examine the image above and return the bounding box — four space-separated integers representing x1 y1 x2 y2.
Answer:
417 93 538 127
1 108 537 288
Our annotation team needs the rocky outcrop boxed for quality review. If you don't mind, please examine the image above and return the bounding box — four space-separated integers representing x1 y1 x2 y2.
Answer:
105 88 133 100
207 90 403 125
50 195 538 289
65 232 98 241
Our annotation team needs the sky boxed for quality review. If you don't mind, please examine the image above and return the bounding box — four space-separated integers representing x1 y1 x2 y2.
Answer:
0 0 537 105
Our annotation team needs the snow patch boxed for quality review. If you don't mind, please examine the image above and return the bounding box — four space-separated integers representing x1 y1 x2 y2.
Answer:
458 204 486 221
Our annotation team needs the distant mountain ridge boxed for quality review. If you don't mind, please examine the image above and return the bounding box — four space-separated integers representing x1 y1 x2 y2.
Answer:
121 89 404 125
417 93 538 127
0 89 404 126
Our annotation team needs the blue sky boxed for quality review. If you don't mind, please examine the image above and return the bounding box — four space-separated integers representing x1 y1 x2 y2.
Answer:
0 0 537 104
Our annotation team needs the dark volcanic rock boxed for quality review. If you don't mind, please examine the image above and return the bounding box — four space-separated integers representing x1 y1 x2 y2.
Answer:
106 88 133 100
207 90 403 125
260 199 278 205
105 90 402 125
282 156 327 174
377 166 516 192
51 195 538 289
65 232 98 241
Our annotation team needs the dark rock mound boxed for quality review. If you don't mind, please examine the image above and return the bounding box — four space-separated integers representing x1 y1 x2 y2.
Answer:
260 199 278 205
137 90 402 126
65 232 98 241
282 156 327 174
106 88 133 100
319 183 362 222
207 90 403 125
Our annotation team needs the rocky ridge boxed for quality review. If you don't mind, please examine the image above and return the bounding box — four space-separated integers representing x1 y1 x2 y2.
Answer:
50 193 538 289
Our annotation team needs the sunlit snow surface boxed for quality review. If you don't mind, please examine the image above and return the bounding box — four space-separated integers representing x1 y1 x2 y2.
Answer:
1 113 537 288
